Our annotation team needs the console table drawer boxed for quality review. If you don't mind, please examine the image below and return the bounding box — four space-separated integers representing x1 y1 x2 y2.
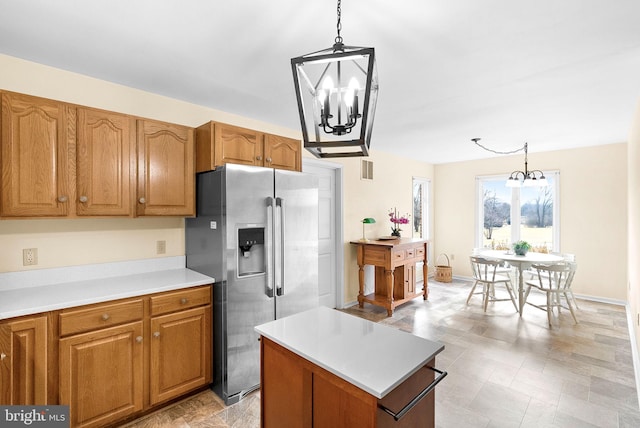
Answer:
392 251 406 262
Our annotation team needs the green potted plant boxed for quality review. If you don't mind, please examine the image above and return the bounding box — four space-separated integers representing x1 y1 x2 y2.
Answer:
513 240 531 256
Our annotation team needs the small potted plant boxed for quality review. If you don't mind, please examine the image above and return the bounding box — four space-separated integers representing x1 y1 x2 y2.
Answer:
513 240 531 256
388 208 409 237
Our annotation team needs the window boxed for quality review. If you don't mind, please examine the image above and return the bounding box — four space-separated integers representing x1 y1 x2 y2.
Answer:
413 177 431 282
476 172 560 252
412 177 431 264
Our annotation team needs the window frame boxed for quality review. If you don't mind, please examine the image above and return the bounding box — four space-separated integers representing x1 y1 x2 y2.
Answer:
475 171 560 252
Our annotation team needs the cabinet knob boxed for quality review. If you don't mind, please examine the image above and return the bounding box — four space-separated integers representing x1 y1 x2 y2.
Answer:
136 336 143 343
139 197 146 204
1 352 6 360
79 196 88 203
180 298 188 305
153 332 160 338
57 195 68 203
266 157 272 163
101 314 110 321
256 156 262 161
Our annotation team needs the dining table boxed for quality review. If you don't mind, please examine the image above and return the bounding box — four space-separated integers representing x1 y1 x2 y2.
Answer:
476 250 564 315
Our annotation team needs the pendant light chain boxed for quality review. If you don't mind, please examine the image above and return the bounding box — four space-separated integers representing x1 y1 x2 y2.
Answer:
335 0 343 45
472 138 526 155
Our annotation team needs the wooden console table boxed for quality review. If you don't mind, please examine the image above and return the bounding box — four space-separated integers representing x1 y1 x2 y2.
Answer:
350 238 428 316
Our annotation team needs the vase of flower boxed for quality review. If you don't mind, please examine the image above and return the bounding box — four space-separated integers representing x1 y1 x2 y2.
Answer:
389 208 409 238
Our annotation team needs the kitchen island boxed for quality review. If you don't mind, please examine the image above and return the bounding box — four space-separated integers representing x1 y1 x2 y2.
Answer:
255 307 446 427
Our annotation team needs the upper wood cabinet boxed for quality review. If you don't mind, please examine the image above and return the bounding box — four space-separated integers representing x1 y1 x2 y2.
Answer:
196 121 263 170
1 92 73 217
76 108 136 216
0 315 48 405
136 119 195 216
264 133 302 171
196 121 301 172
0 90 197 219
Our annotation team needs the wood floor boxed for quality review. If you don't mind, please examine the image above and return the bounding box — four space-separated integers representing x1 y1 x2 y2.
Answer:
122 279 640 427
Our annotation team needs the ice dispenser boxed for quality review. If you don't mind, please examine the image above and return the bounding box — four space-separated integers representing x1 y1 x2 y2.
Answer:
237 227 265 277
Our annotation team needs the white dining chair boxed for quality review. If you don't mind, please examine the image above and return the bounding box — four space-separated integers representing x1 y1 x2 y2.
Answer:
525 252 579 309
467 256 519 312
473 247 513 278
523 262 578 327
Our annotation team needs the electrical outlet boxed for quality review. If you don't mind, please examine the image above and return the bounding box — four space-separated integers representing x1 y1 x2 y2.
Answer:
156 240 166 255
23 248 38 266
450 254 455 261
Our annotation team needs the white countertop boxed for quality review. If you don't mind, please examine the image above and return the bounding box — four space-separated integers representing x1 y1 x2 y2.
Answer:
0 257 214 320
255 306 444 399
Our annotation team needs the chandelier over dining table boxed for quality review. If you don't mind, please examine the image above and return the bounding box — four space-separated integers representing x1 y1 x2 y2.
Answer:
291 0 379 158
472 138 548 187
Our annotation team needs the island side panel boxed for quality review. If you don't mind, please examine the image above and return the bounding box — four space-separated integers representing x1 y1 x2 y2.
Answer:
260 337 312 428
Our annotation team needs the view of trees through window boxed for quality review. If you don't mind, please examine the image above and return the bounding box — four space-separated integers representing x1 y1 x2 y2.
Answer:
479 174 557 252
412 177 431 265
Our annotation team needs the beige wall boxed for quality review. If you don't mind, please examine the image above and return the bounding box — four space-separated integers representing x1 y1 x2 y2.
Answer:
628 98 640 353
434 143 629 301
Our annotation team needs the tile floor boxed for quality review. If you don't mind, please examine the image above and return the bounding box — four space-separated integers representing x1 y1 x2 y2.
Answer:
122 279 640 428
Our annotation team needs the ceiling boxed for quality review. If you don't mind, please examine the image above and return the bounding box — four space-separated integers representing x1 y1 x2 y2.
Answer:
1 0 639 164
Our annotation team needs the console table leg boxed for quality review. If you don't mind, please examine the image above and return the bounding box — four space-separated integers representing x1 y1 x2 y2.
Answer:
386 269 394 316
357 264 365 308
423 262 429 300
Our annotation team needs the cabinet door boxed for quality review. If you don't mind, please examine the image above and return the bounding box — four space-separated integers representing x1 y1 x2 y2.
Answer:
1 92 73 217
214 122 264 167
264 134 301 171
405 263 416 296
77 108 135 216
149 306 211 405
136 119 195 216
59 321 144 428
0 316 48 405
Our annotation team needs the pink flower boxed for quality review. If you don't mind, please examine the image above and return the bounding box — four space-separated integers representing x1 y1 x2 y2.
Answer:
388 208 410 225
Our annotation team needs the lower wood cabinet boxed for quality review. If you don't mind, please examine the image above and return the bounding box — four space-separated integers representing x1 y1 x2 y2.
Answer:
0 284 213 427
0 315 48 405
149 287 212 406
59 321 144 427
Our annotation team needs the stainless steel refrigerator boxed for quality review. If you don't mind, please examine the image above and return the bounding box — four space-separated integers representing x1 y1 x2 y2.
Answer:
185 163 319 404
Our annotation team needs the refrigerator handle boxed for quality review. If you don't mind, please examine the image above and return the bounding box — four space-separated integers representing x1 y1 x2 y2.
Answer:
276 197 285 296
265 197 275 298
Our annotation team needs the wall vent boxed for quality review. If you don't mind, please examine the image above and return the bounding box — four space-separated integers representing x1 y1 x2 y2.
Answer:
361 159 373 180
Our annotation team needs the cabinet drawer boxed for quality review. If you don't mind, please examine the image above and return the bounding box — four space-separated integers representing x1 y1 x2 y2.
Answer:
150 286 211 316
415 246 426 258
405 248 415 259
59 299 143 337
392 251 406 262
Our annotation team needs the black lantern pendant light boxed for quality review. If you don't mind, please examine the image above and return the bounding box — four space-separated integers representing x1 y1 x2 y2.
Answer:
291 0 379 158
